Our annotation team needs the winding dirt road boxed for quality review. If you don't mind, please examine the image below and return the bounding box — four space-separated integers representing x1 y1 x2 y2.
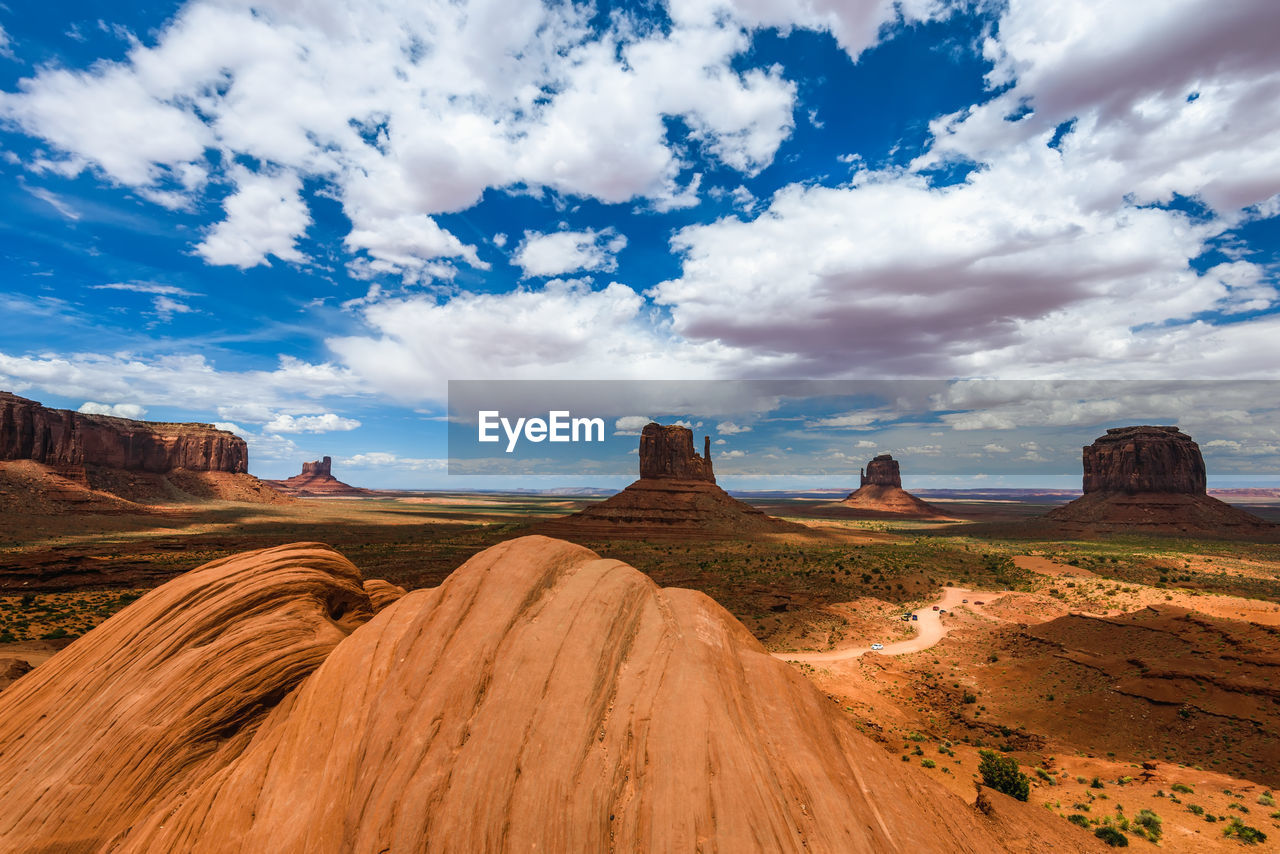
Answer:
775 586 996 663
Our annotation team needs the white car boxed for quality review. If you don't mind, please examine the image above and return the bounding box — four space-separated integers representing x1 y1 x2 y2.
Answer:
870 643 884 651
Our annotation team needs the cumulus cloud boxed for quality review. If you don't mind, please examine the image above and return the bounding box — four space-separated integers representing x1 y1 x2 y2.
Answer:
195 168 311 268
344 452 446 471
514 228 628 277
614 415 651 435
0 0 805 269
264 412 362 433
78 401 148 419
715 420 751 435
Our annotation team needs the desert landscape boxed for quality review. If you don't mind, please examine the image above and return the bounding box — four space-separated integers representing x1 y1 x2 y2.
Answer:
2 402 1279 851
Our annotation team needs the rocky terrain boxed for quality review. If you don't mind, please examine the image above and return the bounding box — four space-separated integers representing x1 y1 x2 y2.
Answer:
0 392 283 509
267 456 370 497
841 453 950 518
0 536 1101 853
539 422 804 539
1045 426 1270 536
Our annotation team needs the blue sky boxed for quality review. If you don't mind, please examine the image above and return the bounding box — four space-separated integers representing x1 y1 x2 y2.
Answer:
1 1 1278 488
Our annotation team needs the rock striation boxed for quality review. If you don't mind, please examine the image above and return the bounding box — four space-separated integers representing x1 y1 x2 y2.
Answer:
1047 426 1269 535
638 423 715 482
0 391 246 473
266 455 370 497
0 536 1098 853
540 422 801 539
1082 426 1205 494
842 453 949 519
860 453 901 488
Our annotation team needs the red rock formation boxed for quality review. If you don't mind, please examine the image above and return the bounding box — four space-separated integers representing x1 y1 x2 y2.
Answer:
0 537 1100 853
860 453 901 488
541 422 800 538
266 456 370 497
638 422 715 482
1082 426 1205 494
843 454 949 519
0 391 247 473
1047 426 1269 535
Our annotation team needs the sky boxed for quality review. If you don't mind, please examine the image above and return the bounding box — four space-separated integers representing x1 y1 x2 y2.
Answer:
1 0 1278 488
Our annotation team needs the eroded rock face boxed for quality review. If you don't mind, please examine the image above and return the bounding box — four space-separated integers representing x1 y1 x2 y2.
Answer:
0 392 247 473
859 454 901 488
0 536 1099 853
638 422 715 483
301 456 332 477
1082 426 1205 494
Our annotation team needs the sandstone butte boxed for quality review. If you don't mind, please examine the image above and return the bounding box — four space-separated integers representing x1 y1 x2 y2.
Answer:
266 455 371 497
1046 425 1271 535
0 536 1101 853
841 453 948 519
0 391 284 507
539 422 804 539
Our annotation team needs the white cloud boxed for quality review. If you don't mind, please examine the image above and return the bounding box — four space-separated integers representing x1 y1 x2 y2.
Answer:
719 448 746 458
78 401 148 419
716 420 751 435
344 452 446 471
614 415 651 435
514 228 628 277
264 413 361 433
0 25 11 58
1 0 807 269
195 167 311 268
983 443 1011 454
25 185 80 219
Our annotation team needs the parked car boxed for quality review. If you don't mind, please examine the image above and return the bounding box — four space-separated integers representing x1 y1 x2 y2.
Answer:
911 614 918 621
931 605 940 611
962 599 968 603
901 615 911 621
938 609 947 614
973 600 985 605
870 643 884 651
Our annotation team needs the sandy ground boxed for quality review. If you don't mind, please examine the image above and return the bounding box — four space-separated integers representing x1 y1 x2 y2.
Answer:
776 587 1003 662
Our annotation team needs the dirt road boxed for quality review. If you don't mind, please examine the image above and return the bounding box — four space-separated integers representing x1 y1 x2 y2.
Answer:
775 587 994 663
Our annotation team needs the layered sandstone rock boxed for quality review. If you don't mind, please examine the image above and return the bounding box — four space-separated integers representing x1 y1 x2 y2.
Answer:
1082 426 1205 494
842 454 948 519
0 392 246 473
540 422 800 539
1048 426 1269 535
0 537 1100 853
860 453 901 488
267 455 370 497
638 423 715 482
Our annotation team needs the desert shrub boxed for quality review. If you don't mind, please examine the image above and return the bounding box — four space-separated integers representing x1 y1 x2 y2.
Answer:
1094 826 1128 847
1187 804 1204 816
1091 777 1105 789
921 758 936 768
1171 783 1193 794
1257 792 1275 807
962 691 977 704
1067 814 1091 828
1036 768 1055 783
978 750 1030 802
1223 817 1267 844
1132 810 1161 842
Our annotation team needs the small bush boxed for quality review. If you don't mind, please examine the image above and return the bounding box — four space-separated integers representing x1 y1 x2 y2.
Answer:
1171 783 1193 794
1188 804 1205 816
1091 777 1106 789
1133 809 1161 842
1223 817 1267 845
978 750 1030 802
1257 792 1275 807
1094 826 1129 847
921 758 936 768
1067 814 1091 828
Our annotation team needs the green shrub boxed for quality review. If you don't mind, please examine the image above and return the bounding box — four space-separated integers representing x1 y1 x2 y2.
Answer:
1257 792 1275 807
1094 826 1129 847
1171 783 1193 794
1188 804 1204 816
978 750 1030 802
1223 817 1267 844
921 758 936 768
1067 814 1091 828
1133 809 1162 842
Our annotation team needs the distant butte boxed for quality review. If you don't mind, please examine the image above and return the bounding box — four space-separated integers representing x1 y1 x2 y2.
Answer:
1046 426 1271 535
539 422 803 540
0 391 284 508
266 456 370 497
840 453 949 519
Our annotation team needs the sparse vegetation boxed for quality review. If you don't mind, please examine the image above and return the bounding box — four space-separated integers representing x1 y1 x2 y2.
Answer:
1094 826 1128 847
978 749 1029 802
1223 817 1267 844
